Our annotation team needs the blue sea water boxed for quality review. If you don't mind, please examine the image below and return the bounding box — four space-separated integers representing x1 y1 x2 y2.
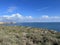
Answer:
2 22 60 31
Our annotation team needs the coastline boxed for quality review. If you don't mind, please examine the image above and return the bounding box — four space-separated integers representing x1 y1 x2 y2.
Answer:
0 22 60 32
0 22 16 24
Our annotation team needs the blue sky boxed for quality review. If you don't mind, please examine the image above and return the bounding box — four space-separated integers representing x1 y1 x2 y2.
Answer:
0 0 60 22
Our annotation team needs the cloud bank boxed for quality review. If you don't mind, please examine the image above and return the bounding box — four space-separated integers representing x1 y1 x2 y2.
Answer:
0 13 60 22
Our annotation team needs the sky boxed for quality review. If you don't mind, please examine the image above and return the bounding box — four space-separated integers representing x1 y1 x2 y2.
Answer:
0 0 60 22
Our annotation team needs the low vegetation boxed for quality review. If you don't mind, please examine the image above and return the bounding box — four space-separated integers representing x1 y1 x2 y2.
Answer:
0 26 60 45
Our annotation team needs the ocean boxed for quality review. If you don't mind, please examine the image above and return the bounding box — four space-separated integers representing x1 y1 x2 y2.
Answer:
1 22 60 31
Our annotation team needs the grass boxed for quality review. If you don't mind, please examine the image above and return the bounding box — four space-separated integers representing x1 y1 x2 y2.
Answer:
0 26 60 45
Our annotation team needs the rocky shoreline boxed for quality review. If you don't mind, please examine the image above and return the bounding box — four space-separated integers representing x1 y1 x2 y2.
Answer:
0 26 60 45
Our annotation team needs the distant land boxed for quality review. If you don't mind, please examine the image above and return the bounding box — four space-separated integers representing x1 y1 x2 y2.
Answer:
0 22 16 24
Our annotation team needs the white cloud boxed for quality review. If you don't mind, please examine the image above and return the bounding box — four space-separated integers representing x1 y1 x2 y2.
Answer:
25 16 33 19
41 15 49 18
37 7 48 11
40 15 60 19
0 13 60 22
7 6 17 13
0 13 33 22
39 15 60 22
